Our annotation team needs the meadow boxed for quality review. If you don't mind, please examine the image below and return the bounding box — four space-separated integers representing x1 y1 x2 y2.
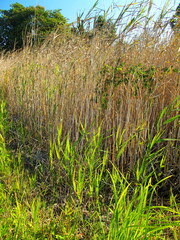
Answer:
0 1 180 239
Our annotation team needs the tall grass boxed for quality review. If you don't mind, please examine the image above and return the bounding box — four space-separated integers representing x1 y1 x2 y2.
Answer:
0 1 180 239
0 101 180 239
1 29 179 168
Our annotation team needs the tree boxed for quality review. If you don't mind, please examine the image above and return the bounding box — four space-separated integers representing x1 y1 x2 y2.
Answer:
94 15 116 38
0 2 68 50
70 0 116 40
170 3 180 33
71 14 116 41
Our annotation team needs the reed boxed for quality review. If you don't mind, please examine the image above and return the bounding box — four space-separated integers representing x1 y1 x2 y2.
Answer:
0 1 179 238
0 101 179 239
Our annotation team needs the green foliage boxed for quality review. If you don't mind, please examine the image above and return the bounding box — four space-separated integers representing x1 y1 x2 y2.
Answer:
0 2 68 50
71 0 116 39
94 15 116 38
97 63 180 109
71 0 99 36
170 3 180 33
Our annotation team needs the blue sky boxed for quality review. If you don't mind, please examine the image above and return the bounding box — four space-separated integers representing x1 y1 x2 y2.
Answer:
1 0 117 23
0 0 179 23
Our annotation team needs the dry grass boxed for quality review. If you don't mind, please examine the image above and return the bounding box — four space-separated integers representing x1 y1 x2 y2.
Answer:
0 26 179 174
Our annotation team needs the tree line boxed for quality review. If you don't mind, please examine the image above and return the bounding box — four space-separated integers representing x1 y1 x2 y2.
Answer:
0 2 179 51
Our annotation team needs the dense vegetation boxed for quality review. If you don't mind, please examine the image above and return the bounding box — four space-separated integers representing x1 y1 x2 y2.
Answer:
0 3 68 50
0 1 180 239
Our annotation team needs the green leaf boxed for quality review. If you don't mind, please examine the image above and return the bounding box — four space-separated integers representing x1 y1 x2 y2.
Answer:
163 115 180 125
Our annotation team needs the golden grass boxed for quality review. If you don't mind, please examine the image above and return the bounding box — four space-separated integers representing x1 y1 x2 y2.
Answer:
0 32 179 172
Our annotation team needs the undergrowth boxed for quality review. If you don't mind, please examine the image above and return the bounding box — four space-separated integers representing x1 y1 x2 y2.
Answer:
0 100 180 239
